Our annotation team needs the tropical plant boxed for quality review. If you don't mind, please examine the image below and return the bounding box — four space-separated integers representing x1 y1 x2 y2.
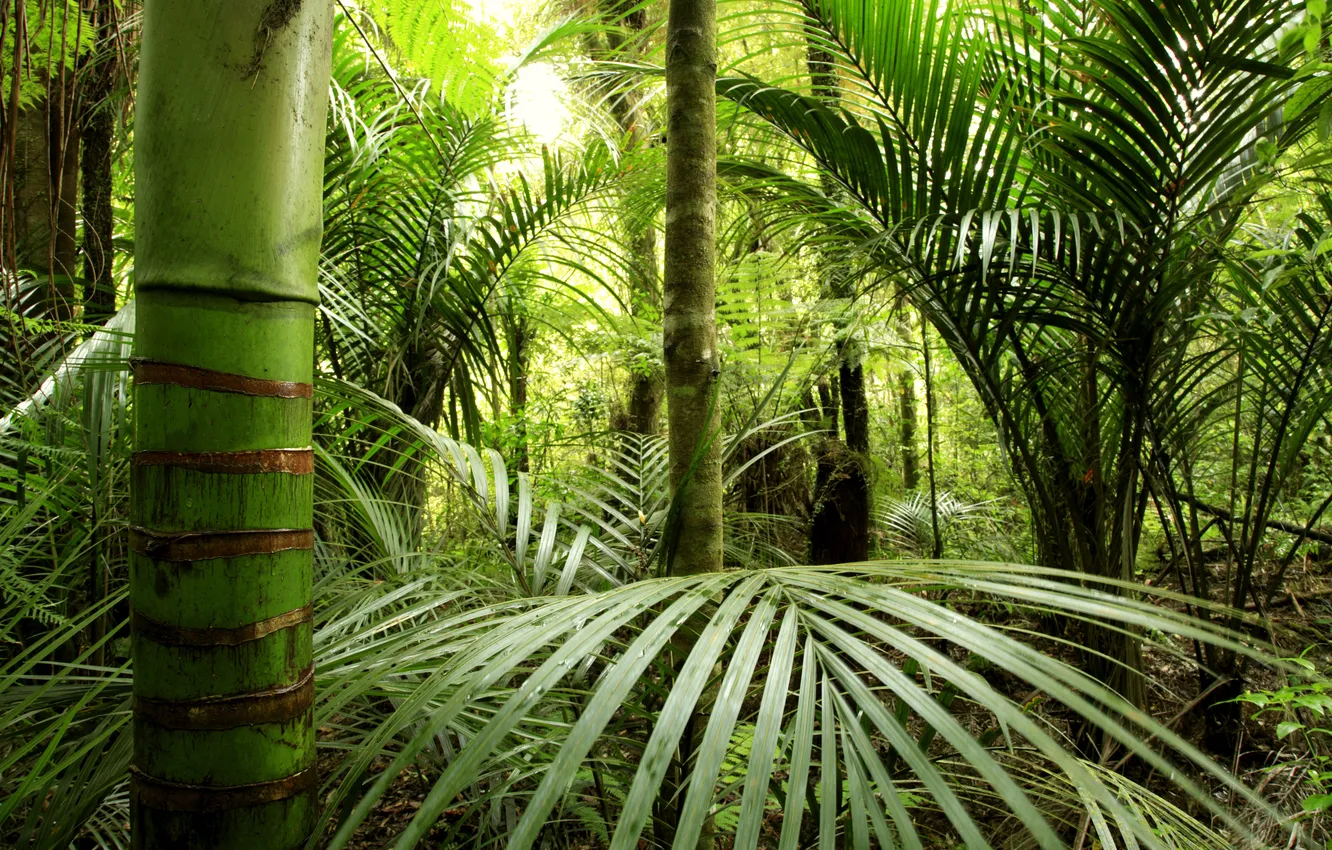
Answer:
877 490 991 558
319 19 639 550
1144 194 1332 743
660 0 724 583
5 0 1332 847
128 0 333 845
712 0 1332 713
1234 653 1332 844
6 317 1300 849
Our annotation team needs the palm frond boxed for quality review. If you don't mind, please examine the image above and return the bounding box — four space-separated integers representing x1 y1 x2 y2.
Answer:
318 562 1282 850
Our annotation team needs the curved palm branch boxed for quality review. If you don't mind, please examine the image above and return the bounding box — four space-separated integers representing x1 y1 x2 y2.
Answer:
317 562 1282 850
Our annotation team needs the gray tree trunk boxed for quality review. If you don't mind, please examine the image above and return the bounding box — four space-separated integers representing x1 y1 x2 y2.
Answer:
663 0 721 578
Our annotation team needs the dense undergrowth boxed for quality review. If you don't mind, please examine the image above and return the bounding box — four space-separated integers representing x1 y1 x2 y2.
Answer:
2 340 1329 848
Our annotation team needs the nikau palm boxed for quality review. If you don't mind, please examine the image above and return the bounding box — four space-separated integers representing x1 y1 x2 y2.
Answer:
717 0 1332 716
131 1 332 847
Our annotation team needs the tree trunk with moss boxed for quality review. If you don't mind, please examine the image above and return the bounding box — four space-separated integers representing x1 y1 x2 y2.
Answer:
663 0 721 578
6 72 79 392
898 370 919 490
130 1 332 847
81 0 119 325
12 94 79 286
659 0 720 844
508 315 531 473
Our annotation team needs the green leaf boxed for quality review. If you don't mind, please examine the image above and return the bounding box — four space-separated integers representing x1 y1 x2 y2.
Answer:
1303 793 1332 813
1286 76 1332 119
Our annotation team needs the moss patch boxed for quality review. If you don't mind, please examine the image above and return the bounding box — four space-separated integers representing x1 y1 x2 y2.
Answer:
245 0 303 78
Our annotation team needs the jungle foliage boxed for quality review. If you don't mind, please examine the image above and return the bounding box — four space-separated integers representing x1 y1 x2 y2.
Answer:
2 0 1332 847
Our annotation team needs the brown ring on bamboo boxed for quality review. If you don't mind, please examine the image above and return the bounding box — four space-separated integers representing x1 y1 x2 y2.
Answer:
131 764 317 812
135 665 314 731
129 527 314 562
133 604 314 647
132 359 313 399
132 447 314 475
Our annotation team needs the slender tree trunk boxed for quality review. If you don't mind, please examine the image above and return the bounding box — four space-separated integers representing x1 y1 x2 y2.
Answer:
130 2 332 847
7 103 50 386
922 311 941 558
81 0 118 325
601 0 663 435
660 0 719 844
898 370 919 490
399 345 446 548
663 0 721 578
509 317 531 473
6 75 79 390
840 351 868 454
622 222 663 434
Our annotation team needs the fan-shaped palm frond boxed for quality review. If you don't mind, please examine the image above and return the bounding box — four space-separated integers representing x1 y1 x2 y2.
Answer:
318 562 1282 850
877 490 992 558
920 752 1235 849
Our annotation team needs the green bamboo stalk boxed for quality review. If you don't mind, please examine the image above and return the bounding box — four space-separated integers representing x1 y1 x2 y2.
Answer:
663 0 721 578
130 2 332 848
